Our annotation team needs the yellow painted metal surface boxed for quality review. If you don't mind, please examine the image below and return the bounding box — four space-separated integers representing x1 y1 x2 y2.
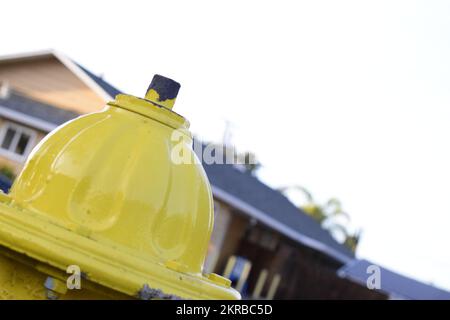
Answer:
0 246 127 299
0 75 240 300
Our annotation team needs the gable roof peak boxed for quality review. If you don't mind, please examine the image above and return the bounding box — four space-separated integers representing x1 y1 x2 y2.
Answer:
0 50 119 102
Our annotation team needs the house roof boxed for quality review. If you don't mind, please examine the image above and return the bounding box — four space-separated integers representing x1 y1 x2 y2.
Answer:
338 259 450 300
0 89 79 132
75 63 121 98
202 162 354 263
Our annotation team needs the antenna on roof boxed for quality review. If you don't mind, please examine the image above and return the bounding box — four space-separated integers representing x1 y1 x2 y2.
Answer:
222 119 235 147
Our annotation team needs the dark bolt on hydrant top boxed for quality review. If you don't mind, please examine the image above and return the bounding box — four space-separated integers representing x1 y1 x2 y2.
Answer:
146 74 181 106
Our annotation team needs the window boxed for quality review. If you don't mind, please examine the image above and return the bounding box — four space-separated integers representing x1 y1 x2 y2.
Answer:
0 122 36 161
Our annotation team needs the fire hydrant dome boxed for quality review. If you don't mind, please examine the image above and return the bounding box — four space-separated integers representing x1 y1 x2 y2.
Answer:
10 106 212 272
0 75 239 300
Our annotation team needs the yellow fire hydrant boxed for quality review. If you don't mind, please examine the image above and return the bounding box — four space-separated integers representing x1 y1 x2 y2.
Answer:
0 75 240 300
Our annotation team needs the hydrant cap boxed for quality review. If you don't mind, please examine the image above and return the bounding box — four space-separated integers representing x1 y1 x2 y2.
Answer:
145 74 180 110
108 75 189 133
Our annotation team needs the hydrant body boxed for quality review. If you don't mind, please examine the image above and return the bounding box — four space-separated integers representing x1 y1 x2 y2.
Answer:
0 75 239 300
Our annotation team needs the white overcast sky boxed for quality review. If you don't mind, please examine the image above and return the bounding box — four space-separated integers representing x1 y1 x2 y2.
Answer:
2 0 450 291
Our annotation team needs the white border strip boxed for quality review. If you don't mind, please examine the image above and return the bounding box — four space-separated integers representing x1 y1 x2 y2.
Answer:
211 185 352 264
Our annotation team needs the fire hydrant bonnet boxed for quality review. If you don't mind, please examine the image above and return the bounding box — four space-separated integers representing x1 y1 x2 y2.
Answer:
0 74 239 300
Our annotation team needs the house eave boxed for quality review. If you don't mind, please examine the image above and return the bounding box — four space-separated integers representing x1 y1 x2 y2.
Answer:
0 104 57 132
211 185 353 264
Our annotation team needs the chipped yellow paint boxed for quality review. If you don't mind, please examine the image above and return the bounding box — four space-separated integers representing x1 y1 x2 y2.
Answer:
145 89 177 110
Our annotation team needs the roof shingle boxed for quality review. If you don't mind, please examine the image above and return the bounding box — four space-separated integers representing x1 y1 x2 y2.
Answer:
202 161 354 260
0 91 79 127
338 259 450 299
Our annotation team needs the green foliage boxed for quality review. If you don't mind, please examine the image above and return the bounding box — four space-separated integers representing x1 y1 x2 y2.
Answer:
0 166 15 181
280 186 361 253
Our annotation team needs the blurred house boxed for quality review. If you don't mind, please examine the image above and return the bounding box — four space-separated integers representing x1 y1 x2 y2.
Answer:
0 50 447 300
